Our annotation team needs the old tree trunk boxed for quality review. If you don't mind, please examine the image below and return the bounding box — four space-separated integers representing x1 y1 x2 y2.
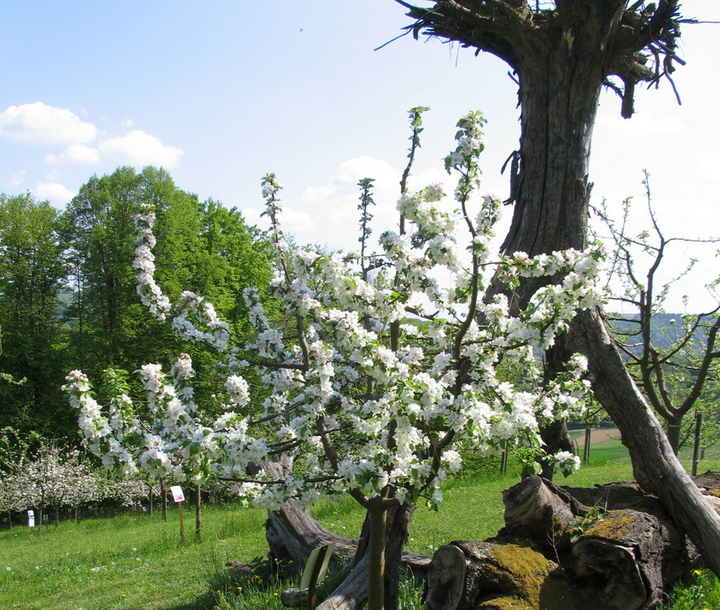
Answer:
400 0 720 576
260 459 428 610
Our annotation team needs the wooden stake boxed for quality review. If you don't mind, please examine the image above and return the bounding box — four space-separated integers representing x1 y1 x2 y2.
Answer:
178 500 185 543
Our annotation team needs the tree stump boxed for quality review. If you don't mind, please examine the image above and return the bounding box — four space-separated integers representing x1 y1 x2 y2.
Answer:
265 499 358 571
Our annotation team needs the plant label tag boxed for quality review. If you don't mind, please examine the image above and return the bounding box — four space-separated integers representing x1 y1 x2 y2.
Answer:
170 486 185 503
27 510 35 527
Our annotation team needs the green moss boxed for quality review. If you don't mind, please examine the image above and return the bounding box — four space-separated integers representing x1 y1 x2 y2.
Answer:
469 544 580 610
582 510 634 540
477 594 531 609
477 545 555 609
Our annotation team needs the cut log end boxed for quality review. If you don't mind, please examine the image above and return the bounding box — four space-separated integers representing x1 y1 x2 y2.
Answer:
571 539 646 610
425 544 466 610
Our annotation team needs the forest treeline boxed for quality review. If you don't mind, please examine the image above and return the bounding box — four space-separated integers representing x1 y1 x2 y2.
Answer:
0 166 274 442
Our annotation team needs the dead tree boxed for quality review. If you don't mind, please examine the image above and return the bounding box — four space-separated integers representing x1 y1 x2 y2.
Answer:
397 0 720 574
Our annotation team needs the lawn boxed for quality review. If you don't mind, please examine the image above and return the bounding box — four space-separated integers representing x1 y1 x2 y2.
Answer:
0 439 717 610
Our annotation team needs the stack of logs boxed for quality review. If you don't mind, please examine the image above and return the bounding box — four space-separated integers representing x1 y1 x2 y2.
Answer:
262 468 720 610
425 474 720 610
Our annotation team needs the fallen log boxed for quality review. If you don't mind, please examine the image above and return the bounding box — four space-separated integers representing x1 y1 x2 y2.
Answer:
570 509 690 610
501 475 586 549
265 500 430 577
260 458 358 572
425 476 695 610
265 499 358 570
425 540 578 610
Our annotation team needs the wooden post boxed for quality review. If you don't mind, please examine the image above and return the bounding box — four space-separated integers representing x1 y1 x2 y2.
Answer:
583 426 592 464
161 478 168 522
178 502 185 543
195 483 202 543
692 412 702 477
170 485 185 544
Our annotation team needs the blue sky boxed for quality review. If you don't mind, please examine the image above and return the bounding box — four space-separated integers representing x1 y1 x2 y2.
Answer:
1 1 719 310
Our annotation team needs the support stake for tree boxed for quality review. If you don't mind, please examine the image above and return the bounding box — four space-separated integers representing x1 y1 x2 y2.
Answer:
692 412 702 477
171 485 185 544
195 483 202 543
161 477 168 522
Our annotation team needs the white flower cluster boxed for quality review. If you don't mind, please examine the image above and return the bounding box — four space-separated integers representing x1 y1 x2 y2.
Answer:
133 209 171 320
172 291 230 351
133 207 230 352
66 110 604 514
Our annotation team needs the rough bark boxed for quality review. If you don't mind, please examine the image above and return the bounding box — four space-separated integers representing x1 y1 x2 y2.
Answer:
503 480 692 609
281 587 315 608
501 475 585 546
265 496 359 571
319 553 370 610
570 509 689 610
262 458 358 572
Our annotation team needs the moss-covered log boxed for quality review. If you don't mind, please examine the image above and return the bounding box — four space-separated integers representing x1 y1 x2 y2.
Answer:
570 509 691 610
425 540 578 610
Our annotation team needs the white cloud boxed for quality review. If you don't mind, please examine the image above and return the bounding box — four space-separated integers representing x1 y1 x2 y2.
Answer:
99 130 184 168
0 102 96 144
287 155 470 252
67 143 101 164
34 181 76 204
46 143 101 165
10 171 26 187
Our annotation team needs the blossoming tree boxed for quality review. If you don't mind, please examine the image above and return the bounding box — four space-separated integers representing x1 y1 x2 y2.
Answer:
64 109 604 610
398 1 720 578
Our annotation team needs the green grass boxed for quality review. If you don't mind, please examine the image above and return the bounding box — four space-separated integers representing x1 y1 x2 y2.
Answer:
1 440 718 609
663 568 720 610
0 505 269 610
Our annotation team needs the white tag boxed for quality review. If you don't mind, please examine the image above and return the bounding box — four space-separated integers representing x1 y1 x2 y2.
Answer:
170 486 185 503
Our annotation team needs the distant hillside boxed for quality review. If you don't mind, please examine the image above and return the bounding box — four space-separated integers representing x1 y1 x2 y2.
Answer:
607 312 710 354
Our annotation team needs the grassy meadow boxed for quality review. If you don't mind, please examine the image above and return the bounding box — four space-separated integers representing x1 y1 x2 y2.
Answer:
1 434 718 610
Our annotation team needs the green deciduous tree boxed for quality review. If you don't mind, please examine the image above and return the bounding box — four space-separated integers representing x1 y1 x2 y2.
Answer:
0 193 69 436
63 166 274 411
